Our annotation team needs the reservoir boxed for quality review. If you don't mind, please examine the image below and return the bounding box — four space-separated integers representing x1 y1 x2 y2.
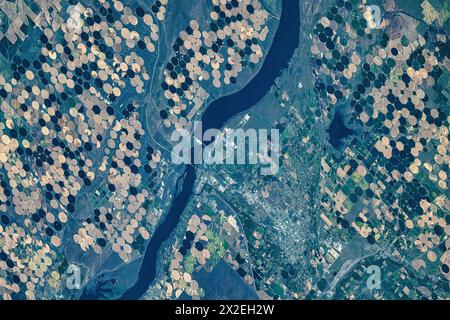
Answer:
327 111 354 148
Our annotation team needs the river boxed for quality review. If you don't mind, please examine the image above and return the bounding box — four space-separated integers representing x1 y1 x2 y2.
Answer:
84 0 300 300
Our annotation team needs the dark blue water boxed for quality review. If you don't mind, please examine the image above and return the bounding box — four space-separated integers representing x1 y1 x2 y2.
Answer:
119 165 197 300
327 112 354 148
201 0 300 133
82 0 300 300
